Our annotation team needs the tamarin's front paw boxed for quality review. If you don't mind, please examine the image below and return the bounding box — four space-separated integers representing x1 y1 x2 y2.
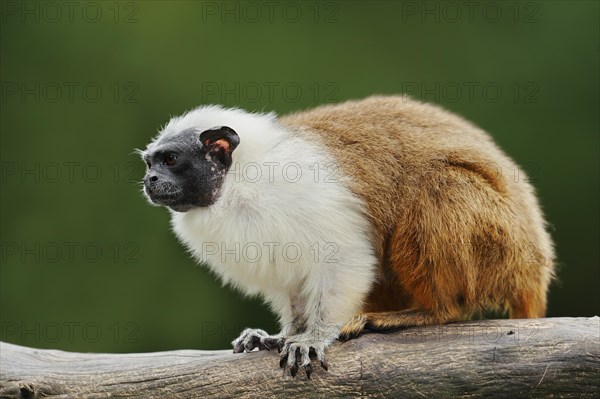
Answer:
232 328 281 353
279 335 329 379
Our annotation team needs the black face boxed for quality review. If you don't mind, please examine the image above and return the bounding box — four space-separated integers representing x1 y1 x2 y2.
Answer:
141 126 239 212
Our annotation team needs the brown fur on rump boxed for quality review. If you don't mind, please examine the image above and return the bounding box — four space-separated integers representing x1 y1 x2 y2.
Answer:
279 96 555 338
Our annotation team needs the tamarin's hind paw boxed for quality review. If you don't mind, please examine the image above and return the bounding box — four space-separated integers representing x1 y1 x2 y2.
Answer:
232 328 281 353
339 314 368 341
279 336 329 379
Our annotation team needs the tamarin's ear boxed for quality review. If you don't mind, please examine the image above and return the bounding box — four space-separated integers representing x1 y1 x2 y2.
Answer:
199 126 240 166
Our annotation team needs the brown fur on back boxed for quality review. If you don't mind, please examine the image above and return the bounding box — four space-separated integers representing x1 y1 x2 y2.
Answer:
279 96 555 321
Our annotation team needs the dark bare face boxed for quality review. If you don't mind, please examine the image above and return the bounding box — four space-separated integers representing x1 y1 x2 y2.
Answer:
141 126 239 212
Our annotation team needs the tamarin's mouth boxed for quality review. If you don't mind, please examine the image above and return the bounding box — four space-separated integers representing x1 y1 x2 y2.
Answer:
145 185 211 212
145 185 183 205
148 192 182 204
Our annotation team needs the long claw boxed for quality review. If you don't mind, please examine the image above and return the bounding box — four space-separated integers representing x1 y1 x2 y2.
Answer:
243 337 254 352
262 337 280 350
277 339 286 353
233 343 244 353
304 363 313 379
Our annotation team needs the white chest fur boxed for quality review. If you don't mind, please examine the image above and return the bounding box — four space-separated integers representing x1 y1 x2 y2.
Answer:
171 133 371 294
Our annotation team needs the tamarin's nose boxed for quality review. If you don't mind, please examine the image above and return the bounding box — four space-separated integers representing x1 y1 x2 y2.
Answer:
144 175 158 192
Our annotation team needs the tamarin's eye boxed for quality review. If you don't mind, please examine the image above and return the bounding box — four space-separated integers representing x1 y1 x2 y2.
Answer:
164 154 177 166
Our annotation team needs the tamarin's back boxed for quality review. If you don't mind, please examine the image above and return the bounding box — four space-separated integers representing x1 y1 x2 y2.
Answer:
280 96 555 323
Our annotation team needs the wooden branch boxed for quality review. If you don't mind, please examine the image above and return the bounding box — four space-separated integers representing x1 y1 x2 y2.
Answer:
1 317 598 398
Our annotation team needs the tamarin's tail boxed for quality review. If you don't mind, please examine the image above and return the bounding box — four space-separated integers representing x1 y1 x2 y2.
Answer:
339 291 547 341
339 308 457 341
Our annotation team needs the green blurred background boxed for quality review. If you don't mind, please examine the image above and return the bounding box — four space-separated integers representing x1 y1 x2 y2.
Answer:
1 1 598 353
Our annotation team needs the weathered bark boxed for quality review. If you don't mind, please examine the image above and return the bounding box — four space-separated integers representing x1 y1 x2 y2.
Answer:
0 317 598 398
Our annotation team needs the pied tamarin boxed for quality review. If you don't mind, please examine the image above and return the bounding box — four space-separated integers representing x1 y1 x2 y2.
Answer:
140 96 555 378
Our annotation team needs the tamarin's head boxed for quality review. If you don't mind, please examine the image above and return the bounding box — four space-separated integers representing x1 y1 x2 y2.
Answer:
138 105 277 212
140 125 239 212
138 105 282 212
